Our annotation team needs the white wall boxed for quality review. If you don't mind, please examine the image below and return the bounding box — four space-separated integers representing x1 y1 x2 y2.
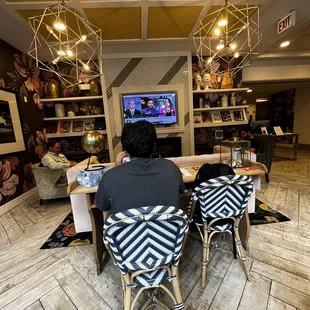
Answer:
294 85 310 145
243 59 310 82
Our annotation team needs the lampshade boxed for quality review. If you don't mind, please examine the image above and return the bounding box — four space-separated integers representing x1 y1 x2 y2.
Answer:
81 131 104 154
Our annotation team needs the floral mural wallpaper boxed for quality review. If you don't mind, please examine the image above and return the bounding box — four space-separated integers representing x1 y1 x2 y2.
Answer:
0 38 45 207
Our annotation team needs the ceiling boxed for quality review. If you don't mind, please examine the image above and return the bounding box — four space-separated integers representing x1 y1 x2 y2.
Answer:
243 81 310 103
0 0 310 56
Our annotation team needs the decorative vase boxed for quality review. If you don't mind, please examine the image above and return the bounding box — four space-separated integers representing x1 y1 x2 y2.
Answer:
202 73 211 90
90 79 101 96
194 73 202 90
68 111 75 117
221 72 234 89
221 95 228 107
55 104 65 117
230 92 236 106
48 80 59 98
217 99 221 107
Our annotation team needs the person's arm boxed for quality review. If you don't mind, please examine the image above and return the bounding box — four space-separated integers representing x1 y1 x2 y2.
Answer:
41 154 71 170
95 179 111 214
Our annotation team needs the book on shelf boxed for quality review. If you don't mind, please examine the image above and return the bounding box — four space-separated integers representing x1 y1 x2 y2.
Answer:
233 110 244 121
221 111 232 122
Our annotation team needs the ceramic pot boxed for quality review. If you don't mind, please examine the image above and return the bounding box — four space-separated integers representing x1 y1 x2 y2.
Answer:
55 104 65 117
221 95 228 107
48 80 59 98
68 111 75 117
90 79 101 96
230 92 236 106
221 72 234 89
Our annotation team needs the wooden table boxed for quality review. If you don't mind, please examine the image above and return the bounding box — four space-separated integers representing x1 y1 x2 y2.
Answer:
68 162 266 275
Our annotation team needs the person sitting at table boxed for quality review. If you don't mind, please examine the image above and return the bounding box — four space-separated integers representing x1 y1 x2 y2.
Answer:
96 120 184 218
240 127 260 154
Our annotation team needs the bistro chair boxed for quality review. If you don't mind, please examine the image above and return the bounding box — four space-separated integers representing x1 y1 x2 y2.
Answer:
103 206 188 310
189 175 254 288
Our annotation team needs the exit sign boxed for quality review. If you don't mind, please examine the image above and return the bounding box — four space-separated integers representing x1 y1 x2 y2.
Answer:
278 10 296 34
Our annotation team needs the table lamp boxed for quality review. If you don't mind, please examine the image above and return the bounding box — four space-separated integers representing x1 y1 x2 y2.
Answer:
81 130 105 171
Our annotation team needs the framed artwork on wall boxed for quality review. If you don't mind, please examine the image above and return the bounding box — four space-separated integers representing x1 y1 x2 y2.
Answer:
0 88 25 155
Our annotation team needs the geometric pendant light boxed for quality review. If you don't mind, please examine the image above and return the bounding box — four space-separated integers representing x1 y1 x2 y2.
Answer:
193 0 262 75
28 1 102 87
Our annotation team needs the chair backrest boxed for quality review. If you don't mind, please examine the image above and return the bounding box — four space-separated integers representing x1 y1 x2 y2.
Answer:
103 206 188 275
254 134 277 171
192 175 253 221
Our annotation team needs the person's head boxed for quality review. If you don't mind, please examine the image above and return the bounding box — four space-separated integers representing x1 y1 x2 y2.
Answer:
129 100 135 110
147 99 154 109
121 120 157 158
47 140 61 155
165 98 172 108
240 126 253 139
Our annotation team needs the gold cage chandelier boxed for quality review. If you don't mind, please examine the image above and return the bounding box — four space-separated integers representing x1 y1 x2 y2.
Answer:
28 1 102 88
193 0 262 74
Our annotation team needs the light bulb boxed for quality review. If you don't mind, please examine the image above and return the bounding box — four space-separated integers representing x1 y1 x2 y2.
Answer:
230 43 237 50
53 21 66 31
247 89 252 93
57 50 65 56
214 28 221 36
207 58 213 64
234 52 240 58
81 35 87 41
280 41 290 48
216 43 224 50
218 19 227 27
83 64 90 71
66 50 73 57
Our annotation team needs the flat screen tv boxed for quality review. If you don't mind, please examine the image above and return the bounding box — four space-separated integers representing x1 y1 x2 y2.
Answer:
121 92 177 125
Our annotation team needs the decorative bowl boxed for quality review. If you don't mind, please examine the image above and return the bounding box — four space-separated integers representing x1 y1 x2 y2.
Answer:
76 165 105 188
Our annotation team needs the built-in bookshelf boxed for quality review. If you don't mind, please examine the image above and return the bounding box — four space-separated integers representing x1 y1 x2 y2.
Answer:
43 95 109 161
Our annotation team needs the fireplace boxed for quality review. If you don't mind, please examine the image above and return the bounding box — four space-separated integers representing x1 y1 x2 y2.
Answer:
153 137 182 158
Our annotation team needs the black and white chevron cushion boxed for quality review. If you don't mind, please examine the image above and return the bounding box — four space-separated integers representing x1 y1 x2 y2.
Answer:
191 175 253 232
104 206 188 288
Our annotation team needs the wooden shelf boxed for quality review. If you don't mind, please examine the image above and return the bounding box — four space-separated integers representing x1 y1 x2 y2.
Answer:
194 120 248 128
193 105 249 112
41 96 103 102
46 130 107 138
44 115 105 121
192 88 249 94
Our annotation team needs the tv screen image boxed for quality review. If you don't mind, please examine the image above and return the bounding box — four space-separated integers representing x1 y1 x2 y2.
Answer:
122 92 177 125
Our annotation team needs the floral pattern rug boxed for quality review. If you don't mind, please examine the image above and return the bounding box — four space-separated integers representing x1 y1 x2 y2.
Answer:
40 199 290 249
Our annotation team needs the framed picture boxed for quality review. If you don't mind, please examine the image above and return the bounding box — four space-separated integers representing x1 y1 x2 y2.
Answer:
212 112 222 122
193 112 202 124
221 111 232 122
0 88 25 155
261 127 268 135
201 112 212 123
84 120 95 131
215 129 224 140
233 110 244 121
72 121 84 132
274 126 283 135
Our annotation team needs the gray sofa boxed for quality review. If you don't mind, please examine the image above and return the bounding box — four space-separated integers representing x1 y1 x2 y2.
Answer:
32 163 69 205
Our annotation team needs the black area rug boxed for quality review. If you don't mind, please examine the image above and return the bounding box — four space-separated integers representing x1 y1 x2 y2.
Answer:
40 199 290 249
